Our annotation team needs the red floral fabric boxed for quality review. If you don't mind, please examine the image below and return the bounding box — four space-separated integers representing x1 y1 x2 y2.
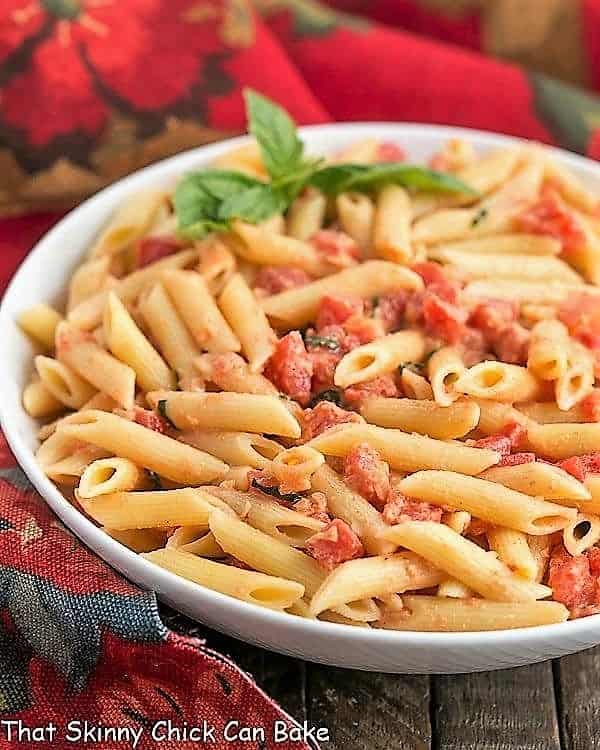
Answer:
3 0 600 745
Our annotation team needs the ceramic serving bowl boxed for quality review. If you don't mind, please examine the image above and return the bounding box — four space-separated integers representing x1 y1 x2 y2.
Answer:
2 123 600 673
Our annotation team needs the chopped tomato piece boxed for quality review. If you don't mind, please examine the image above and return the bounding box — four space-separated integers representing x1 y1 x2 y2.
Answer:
343 314 384 345
376 292 409 332
301 401 362 441
548 545 596 612
136 236 182 268
497 452 536 467
377 142 406 162
500 421 527 450
264 332 313 406
309 350 342 392
311 230 360 269
316 294 364 329
412 261 449 288
253 266 311 295
306 519 364 571
344 443 390 510
558 454 600 482
515 189 585 254
344 374 399 408
382 491 443 525
422 293 468 344
294 492 330 524
493 322 530 365
468 435 511 455
133 407 169 434
469 299 519 339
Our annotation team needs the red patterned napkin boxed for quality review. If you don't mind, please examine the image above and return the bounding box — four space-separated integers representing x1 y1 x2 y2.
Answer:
3 1 600 745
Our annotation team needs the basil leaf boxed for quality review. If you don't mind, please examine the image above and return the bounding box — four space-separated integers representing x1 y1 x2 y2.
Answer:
157 400 177 429
308 389 344 408
310 163 476 196
245 89 305 181
250 478 304 504
218 184 287 223
304 335 341 352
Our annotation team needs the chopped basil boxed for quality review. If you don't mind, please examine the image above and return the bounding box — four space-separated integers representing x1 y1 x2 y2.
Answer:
157 399 177 429
308 389 344 408
147 470 162 489
250 478 304 504
401 362 425 374
471 207 488 227
304 334 341 352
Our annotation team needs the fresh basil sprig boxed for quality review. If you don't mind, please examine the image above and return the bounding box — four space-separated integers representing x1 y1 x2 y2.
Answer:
174 89 477 240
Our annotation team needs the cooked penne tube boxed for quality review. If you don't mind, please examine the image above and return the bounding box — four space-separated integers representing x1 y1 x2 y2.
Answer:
143 548 304 610
311 465 394 555
194 352 278 396
331 138 381 164
436 579 473 598
286 188 327 241
67 256 112 312
464 279 600 305
400 368 434 400
527 319 570 381
398 470 576 534
103 292 176 393
526 534 552 583
219 273 276 371
378 596 568 631
209 508 325 596
196 238 237 295
562 514 600 556
442 510 471 535
231 220 323 275
78 487 230 529
476 400 531 435
427 347 465 406
166 526 210 550
207 486 326 547
178 430 283 469
336 192 374 252
308 423 500 475
309 552 443 616
211 141 267 178
480 462 590 501
526 422 600 460
45 445 109 486
67 249 197 330
432 234 561 256
162 270 241 354
34 355 96 410
261 261 423 329
90 190 166 257
430 249 583 284
61 410 228 483
517 401 588 424
18 303 63 351
360 397 480 440
581 477 600 514
179 531 225 558
272 446 325 494
383 522 552 602
555 343 594 411
487 527 537 580
55 321 136 409
138 282 200 381
104 527 167 553
334 331 425 387
23 380 64 418
332 599 380 623
146 391 301 439
372 185 412 264
455 361 542 403
78 457 148 498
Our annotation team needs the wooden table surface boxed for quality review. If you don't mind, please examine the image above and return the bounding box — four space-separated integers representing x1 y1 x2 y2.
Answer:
161 607 600 750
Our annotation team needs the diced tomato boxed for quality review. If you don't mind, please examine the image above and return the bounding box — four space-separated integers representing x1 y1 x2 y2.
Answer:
558 454 600 482
588 546 600 577
376 292 409 332
412 261 449 288
548 545 596 612
343 315 384 345
311 230 360 269
264 332 313 406
468 435 512 455
559 293 600 337
316 294 364 329
306 518 364 571
294 492 330 524
136 236 182 268
458 327 488 367
404 291 425 327
382 491 443 525
133 407 169 434
429 153 449 171
422 293 468 344
377 142 406 162
493 322 530 365
301 401 362 441
497 452 536 467
253 266 311 295
515 189 585 255
344 443 390 510
309 350 342 392
469 299 519 339
344 374 399 408
581 388 600 422
501 421 527 450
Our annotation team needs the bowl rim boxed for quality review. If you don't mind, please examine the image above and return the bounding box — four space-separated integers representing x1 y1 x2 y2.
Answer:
2 120 600 649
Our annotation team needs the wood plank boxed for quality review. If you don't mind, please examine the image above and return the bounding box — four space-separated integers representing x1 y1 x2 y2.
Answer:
554 646 600 750
308 666 431 750
433 662 561 750
262 653 307 722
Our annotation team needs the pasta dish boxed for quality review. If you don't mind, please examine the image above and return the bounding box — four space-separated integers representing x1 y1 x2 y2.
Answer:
17 91 600 632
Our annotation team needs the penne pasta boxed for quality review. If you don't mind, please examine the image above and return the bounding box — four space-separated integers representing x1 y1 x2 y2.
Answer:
487 527 538 580
372 185 412 264
334 331 425 387
427 347 465 407
360 397 480 440
336 192 374 252
527 319 570 381
480 461 590 502
286 188 327 241
231 220 323 275
526 422 600 460
455 361 542 403
22 380 64 418
431 234 561 257
78 457 149 498
562 514 600 557
34 355 96 409
18 303 63 351
178 430 283 469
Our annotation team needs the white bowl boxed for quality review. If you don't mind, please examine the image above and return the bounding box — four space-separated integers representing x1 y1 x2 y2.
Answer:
2 123 600 674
